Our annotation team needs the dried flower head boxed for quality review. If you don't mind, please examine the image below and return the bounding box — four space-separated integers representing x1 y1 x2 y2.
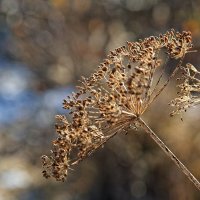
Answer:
42 30 194 182
170 63 200 116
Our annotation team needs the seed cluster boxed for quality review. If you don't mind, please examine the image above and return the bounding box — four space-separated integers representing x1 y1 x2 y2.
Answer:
170 63 200 116
42 30 193 181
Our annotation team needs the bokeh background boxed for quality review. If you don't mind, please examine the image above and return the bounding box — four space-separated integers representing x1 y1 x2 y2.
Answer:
0 0 200 199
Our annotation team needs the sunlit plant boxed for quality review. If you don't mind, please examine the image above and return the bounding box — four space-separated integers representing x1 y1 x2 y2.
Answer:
42 30 200 190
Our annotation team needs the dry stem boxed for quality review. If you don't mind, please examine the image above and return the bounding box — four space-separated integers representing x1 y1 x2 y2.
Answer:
137 117 200 191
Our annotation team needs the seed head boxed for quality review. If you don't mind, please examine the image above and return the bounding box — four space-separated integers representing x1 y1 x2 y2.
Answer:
42 30 194 181
170 63 200 116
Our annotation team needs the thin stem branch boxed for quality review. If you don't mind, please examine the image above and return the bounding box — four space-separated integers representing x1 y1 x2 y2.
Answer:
148 58 184 108
71 119 132 166
137 117 200 191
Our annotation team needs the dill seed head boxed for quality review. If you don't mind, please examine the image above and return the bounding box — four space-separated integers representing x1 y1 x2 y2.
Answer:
170 63 200 116
42 30 194 181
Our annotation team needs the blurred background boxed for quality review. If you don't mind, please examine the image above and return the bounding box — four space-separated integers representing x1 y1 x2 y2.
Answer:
0 0 200 199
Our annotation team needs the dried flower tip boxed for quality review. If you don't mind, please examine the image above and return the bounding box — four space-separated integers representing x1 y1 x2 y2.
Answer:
170 63 200 116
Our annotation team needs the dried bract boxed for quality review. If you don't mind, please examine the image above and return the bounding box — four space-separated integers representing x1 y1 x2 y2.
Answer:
42 30 193 181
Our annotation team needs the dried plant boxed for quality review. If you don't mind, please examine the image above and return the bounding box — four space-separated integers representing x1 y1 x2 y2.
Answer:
41 30 200 190
170 63 200 117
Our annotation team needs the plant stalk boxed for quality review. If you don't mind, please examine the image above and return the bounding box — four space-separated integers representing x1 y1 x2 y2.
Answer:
137 117 200 191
